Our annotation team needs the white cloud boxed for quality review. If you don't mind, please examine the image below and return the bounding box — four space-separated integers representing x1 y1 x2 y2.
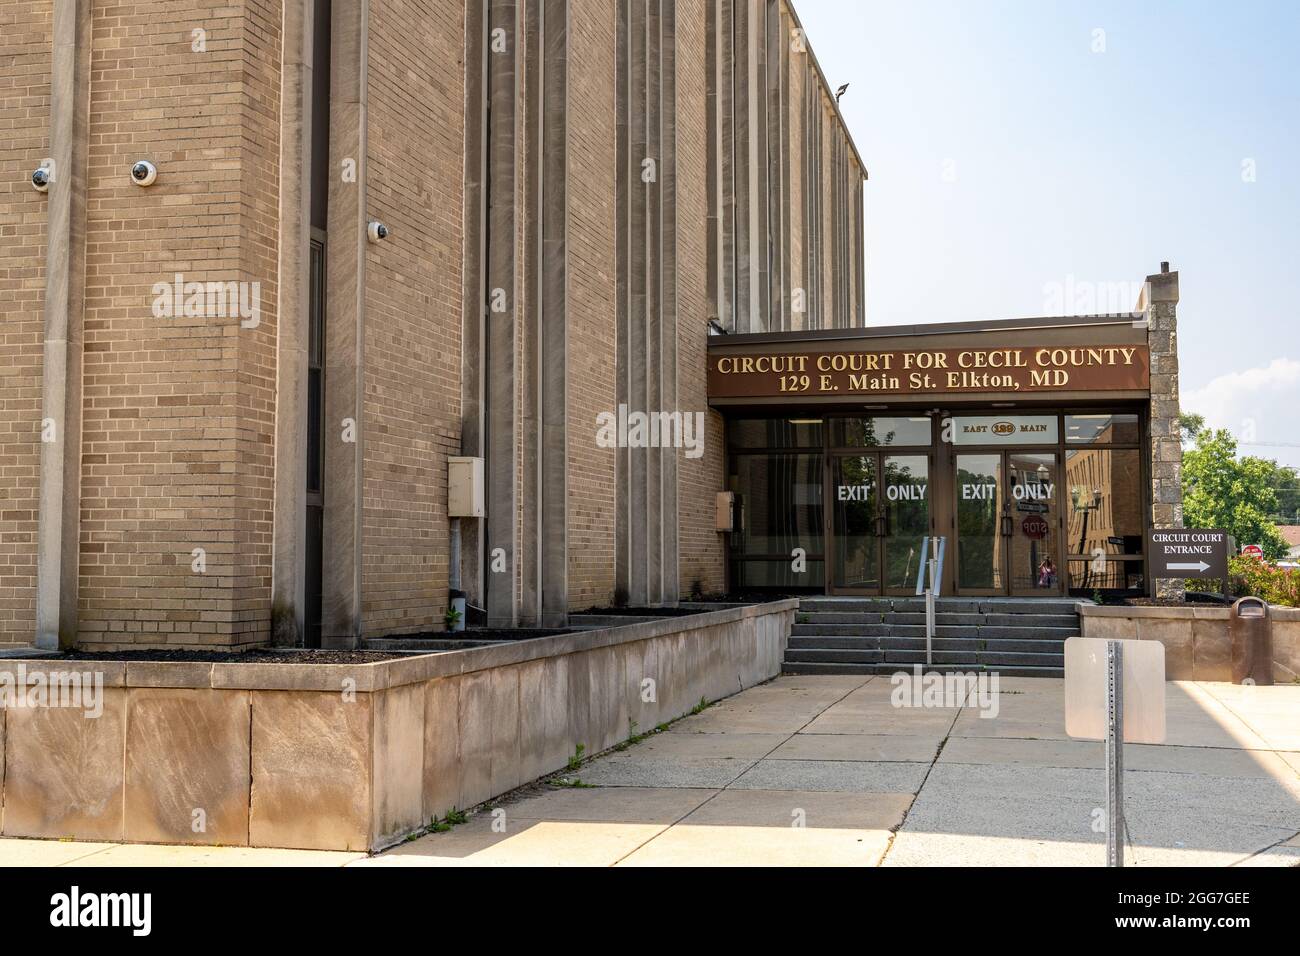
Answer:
1182 357 1300 468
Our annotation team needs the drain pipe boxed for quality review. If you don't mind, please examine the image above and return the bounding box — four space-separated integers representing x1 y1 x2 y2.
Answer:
448 518 466 632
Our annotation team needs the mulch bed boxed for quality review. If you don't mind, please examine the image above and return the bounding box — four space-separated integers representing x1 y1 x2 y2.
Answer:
1101 594 1231 608
576 606 704 617
390 628 572 642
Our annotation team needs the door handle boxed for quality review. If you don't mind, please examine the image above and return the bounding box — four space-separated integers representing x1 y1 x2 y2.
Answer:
1000 514 1013 538
875 515 887 538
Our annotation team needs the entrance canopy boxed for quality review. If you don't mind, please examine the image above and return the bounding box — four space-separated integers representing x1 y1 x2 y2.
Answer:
707 313 1151 410
708 315 1156 598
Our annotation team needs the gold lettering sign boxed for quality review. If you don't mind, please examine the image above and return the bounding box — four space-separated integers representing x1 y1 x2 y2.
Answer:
708 345 1150 399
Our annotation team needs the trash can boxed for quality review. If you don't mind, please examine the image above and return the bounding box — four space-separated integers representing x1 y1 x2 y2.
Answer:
1230 596 1273 685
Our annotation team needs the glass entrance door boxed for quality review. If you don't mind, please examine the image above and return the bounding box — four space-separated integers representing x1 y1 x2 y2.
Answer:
830 453 931 594
831 455 879 591
954 451 1062 595
955 454 1005 592
881 455 931 591
1006 451 1062 595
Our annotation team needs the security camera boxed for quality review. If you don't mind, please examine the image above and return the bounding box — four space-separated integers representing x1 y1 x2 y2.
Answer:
367 220 389 243
130 160 158 187
31 167 51 193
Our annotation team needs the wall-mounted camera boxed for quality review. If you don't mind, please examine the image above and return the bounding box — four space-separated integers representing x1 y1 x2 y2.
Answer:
31 166 51 193
130 160 158 187
367 220 389 243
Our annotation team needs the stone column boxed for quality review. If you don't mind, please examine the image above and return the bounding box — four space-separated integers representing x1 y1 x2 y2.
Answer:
35 0 91 650
270 0 314 646
539 0 570 626
461 0 489 613
484 0 521 628
1144 264 1183 599
322 0 369 648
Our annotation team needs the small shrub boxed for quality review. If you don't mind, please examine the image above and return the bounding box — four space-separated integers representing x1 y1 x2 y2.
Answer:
566 743 586 772
1189 557 1300 607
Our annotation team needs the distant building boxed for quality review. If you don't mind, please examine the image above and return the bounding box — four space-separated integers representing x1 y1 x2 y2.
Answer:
1279 526 1300 561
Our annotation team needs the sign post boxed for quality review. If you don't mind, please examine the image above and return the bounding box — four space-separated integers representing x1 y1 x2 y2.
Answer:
1065 637 1166 867
915 536 945 667
1105 641 1124 867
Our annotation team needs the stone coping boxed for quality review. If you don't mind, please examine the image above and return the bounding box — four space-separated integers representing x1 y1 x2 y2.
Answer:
0 599 799 693
1080 603 1300 622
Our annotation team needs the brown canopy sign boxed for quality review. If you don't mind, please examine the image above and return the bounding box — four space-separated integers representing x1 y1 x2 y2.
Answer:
708 344 1150 399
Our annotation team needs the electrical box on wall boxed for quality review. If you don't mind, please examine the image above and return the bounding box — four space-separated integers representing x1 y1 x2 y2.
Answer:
448 456 484 518
715 491 739 532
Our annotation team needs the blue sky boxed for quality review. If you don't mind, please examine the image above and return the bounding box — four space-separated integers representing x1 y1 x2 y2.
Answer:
796 0 1300 467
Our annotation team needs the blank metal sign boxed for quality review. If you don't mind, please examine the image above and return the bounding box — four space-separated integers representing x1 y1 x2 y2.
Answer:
1064 637 1166 744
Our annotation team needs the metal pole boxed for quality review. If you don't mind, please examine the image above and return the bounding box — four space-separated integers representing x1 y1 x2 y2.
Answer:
925 536 938 668
1106 639 1125 867
925 580 934 668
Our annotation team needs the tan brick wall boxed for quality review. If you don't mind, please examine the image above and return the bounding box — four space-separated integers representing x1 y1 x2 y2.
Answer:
676 0 725 597
360 0 466 636
5 1 826 645
233 0 283 642
784 1 804 332
566 0 618 611
819 91 833 327
0 0 52 642
70 2 279 648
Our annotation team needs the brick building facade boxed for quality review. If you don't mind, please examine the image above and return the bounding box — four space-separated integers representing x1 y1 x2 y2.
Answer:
4 0 867 649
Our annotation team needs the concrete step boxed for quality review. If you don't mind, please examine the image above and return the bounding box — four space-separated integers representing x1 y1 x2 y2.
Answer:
793 623 980 638
785 647 1063 667
978 625 1077 641
792 622 1077 640
798 597 1081 616
979 613 1079 628
788 635 1068 654
781 661 1065 678
796 610 1080 629
880 611 1079 628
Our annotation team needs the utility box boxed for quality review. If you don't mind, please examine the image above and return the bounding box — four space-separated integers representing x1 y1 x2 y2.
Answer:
1230 596 1273 685
715 492 736 532
448 456 484 518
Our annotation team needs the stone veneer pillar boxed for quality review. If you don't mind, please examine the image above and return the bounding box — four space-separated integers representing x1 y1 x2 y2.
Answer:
1144 265 1184 599
615 0 681 608
270 0 315 645
35 0 91 650
322 0 369 647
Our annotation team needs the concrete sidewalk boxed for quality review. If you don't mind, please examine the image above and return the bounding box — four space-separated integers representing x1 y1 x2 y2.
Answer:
3 675 1298 867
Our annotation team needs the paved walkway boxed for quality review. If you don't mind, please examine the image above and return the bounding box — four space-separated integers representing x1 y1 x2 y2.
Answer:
4 676 1299 866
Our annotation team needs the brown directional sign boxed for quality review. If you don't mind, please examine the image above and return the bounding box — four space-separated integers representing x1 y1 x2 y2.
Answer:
1147 529 1229 579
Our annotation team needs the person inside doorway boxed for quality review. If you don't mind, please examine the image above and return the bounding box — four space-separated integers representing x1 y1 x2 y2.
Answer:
1037 557 1058 588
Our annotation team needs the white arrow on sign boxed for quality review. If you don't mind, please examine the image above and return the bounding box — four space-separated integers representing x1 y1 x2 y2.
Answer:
1168 561 1210 572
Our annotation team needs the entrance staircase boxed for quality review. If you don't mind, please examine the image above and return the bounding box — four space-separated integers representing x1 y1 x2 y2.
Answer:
783 596 1080 677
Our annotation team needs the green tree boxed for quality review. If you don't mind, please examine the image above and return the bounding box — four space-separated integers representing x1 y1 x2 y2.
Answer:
1182 429 1289 559
1178 412 1205 443
1269 463 1300 524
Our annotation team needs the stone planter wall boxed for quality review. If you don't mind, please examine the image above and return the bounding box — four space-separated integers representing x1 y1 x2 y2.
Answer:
1078 603 1300 682
0 600 794 852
